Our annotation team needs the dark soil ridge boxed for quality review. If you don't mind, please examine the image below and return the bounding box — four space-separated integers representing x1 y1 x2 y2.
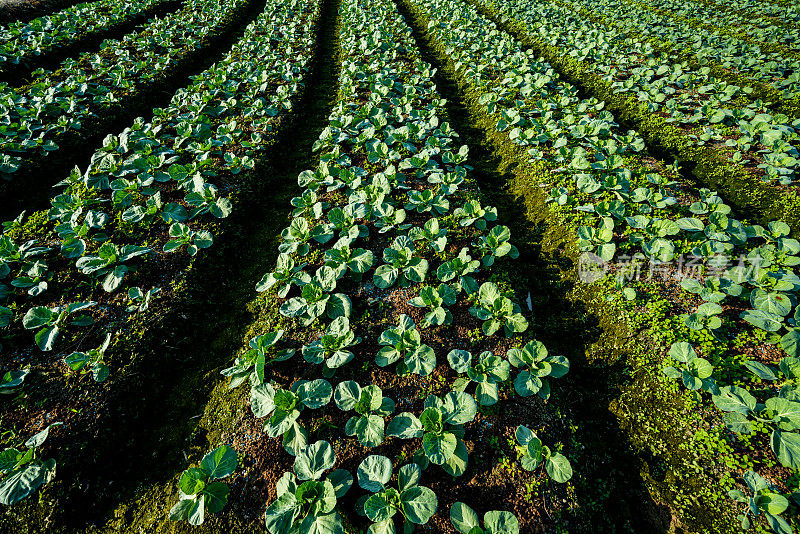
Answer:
0 0 102 25
0 0 268 222
393 0 674 531
0 0 341 530
0 0 185 85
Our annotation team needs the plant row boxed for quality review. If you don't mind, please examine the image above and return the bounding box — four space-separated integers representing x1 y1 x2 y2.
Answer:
409 0 800 530
468 0 800 238
0 0 253 186
556 0 800 109
635 0 800 54
480 0 800 190
695 0 800 29
0 0 321 506
175 0 576 529
0 0 177 73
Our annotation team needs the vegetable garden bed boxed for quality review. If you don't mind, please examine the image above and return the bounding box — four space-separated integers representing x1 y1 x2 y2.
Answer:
0 0 799 531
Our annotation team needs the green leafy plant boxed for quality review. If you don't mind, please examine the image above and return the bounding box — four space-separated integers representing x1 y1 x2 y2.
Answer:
162 223 214 256
475 226 519 267
408 284 457 328
22 301 95 351
356 455 437 533
450 501 519 534
728 470 792 534
469 282 528 337
0 423 61 505
387 392 476 476
682 302 724 331
256 254 310 296
437 247 479 294
408 218 447 253
662 341 718 394
221 330 295 388
0 368 27 393
265 441 352 534
374 236 429 289
249 379 332 455
577 217 615 262
453 199 498 230
64 333 112 383
375 314 436 376
280 266 352 326
514 425 572 483
447 349 510 405
324 244 375 281
712 385 800 469
169 445 238 525
334 381 395 447
302 317 361 376
75 243 150 292
506 340 569 400
126 286 161 312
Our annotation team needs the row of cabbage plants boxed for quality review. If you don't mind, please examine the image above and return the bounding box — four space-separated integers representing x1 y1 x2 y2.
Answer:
183 0 575 530
0 0 177 72
556 0 800 105
0 0 254 185
634 0 800 54
0 0 320 506
480 0 800 188
409 0 800 530
693 0 800 28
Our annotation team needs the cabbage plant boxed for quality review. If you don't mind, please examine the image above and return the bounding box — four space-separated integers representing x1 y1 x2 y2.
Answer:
64 333 112 383
375 315 436 376
22 301 95 351
387 392 476 476
662 342 718 394
75 243 150 292
221 330 294 388
280 266 352 326
334 381 395 447
507 340 569 400
169 445 237 526
0 423 61 505
408 283 457 328
475 226 519 267
249 379 332 455
355 455 437 533
373 236 429 289
514 425 572 483
469 282 528 337
302 317 361 375
437 247 479 294
728 470 792 534
712 385 800 469
450 502 519 534
265 440 352 534
447 349 510 405
453 199 497 230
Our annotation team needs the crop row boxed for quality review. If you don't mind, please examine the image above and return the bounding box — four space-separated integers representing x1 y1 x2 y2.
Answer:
0 0 178 74
0 0 320 506
468 0 800 240
0 0 255 190
407 0 800 530
695 0 800 29
635 0 800 54
558 0 800 107
174 0 576 529
482 0 800 191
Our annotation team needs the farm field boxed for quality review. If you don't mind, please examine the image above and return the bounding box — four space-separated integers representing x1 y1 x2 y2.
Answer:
0 0 798 531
